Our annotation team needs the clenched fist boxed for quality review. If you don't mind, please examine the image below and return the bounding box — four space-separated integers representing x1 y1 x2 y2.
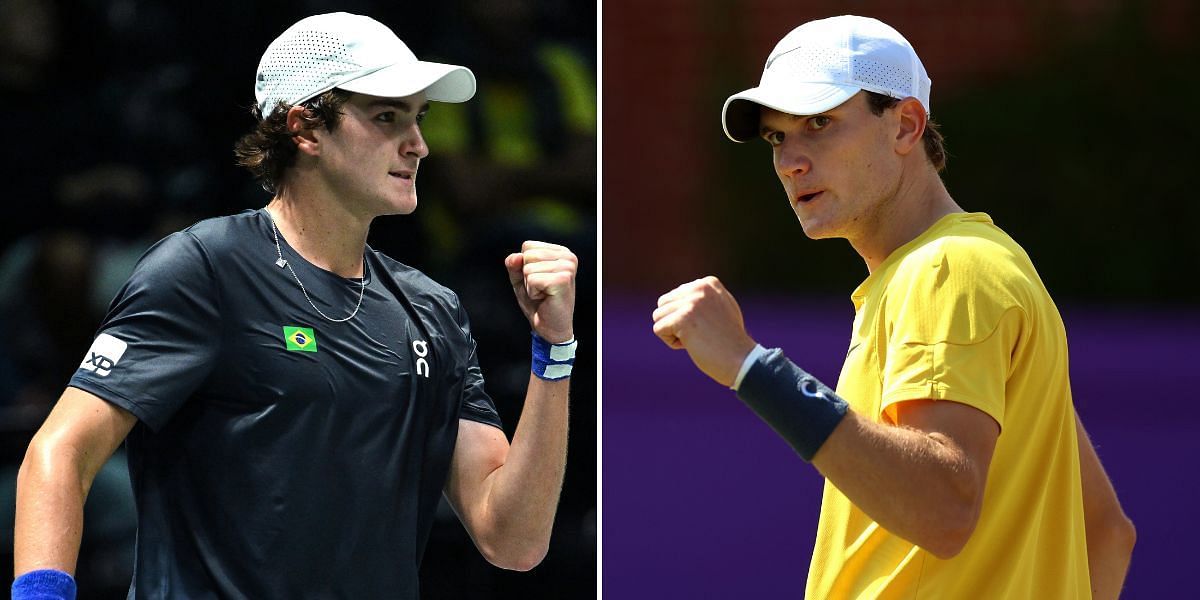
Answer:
506 241 577 344
652 276 757 387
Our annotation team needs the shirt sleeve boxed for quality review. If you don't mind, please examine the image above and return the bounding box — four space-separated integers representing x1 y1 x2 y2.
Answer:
453 300 503 430
69 231 222 431
878 244 1025 429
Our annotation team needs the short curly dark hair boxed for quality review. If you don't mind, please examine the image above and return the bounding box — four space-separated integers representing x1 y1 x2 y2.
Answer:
864 91 947 172
233 88 354 193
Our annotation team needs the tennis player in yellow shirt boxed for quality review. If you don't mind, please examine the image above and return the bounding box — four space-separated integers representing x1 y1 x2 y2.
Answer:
652 15 1135 599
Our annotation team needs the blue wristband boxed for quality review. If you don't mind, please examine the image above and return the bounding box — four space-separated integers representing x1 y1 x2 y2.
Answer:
12 569 77 600
531 332 577 381
735 348 849 461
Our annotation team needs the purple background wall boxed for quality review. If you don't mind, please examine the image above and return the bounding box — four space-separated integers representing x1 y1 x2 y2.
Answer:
603 293 1199 597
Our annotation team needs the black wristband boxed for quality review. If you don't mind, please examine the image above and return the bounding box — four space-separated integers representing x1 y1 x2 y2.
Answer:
735 348 850 461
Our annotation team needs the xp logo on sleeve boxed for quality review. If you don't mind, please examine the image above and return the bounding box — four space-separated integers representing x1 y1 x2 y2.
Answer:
283 326 318 352
79 333 128 377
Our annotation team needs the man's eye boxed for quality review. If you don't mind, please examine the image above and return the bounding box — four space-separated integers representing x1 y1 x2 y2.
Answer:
763 131 784 146
809 116 831 130
416 112 427 124
376 112 395 122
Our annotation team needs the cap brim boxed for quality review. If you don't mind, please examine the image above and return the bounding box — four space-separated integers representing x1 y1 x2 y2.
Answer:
339 60 477 103
721 82 860 142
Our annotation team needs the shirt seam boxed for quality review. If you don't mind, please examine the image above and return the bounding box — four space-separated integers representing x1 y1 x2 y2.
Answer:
183 230 227 360
887 304 1027 350
910 549 928 600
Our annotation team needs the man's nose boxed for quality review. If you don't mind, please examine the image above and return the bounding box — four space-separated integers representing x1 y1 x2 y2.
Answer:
775 141 812 178
403 123 429 159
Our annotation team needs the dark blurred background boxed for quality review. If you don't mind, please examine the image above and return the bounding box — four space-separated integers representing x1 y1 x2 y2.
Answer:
603 0 1198 598
0 0 595 598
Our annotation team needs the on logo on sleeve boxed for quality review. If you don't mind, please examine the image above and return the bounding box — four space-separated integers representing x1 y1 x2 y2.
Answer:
79 333 128 377
413 340 430 377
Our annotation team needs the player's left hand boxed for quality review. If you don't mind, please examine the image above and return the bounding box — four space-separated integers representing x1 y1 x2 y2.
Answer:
652 276 757 387
506 241 577 343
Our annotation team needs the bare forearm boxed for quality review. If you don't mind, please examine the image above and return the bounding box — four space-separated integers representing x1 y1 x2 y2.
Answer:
13 451 86 576
13 388 134 579
1086 524 1135 600
481 376 569 556
811 411 984 558
1075 416 1135 599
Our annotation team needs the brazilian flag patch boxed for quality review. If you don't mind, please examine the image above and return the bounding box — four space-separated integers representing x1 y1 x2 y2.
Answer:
283 326 318 352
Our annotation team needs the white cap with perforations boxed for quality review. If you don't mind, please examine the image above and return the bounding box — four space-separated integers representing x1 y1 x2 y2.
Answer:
254 12 476 117
721 15 932 142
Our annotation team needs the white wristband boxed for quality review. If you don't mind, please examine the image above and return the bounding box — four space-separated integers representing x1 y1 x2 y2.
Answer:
731 343 769 390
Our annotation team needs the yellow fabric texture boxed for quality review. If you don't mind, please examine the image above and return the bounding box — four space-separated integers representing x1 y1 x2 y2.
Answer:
806 213 1090 599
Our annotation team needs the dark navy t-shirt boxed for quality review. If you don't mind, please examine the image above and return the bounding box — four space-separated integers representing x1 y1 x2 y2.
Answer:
69 209 502 599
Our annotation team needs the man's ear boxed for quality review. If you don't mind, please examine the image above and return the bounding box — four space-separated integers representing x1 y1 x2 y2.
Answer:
286 105 320 157
893 97 927 157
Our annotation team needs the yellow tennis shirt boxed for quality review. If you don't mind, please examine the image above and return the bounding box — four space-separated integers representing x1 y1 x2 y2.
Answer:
805 213 1090 599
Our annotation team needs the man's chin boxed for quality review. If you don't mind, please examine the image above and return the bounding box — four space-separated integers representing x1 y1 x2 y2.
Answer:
798 219 849 242
796 215 831 239
383 194 418 216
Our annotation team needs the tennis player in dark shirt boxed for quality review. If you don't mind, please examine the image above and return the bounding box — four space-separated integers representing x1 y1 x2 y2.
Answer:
13 13 579 599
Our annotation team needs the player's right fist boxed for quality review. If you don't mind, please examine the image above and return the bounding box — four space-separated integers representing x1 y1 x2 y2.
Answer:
505 241 577 344
652 276 757 388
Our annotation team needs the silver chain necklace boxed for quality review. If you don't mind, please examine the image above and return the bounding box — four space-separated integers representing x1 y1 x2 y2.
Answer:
266 210 366 323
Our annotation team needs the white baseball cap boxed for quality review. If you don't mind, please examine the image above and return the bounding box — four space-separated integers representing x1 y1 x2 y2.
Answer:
254 12 476 117
722 15 932 142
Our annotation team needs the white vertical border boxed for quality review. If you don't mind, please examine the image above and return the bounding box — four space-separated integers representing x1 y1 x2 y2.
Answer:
594 0 603 596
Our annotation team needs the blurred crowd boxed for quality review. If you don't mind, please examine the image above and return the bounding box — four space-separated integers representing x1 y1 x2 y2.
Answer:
0 0 595 597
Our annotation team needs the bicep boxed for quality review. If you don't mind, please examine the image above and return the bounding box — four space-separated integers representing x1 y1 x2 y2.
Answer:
28 387 137 487
892 399 1001 490
443 419 509 528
